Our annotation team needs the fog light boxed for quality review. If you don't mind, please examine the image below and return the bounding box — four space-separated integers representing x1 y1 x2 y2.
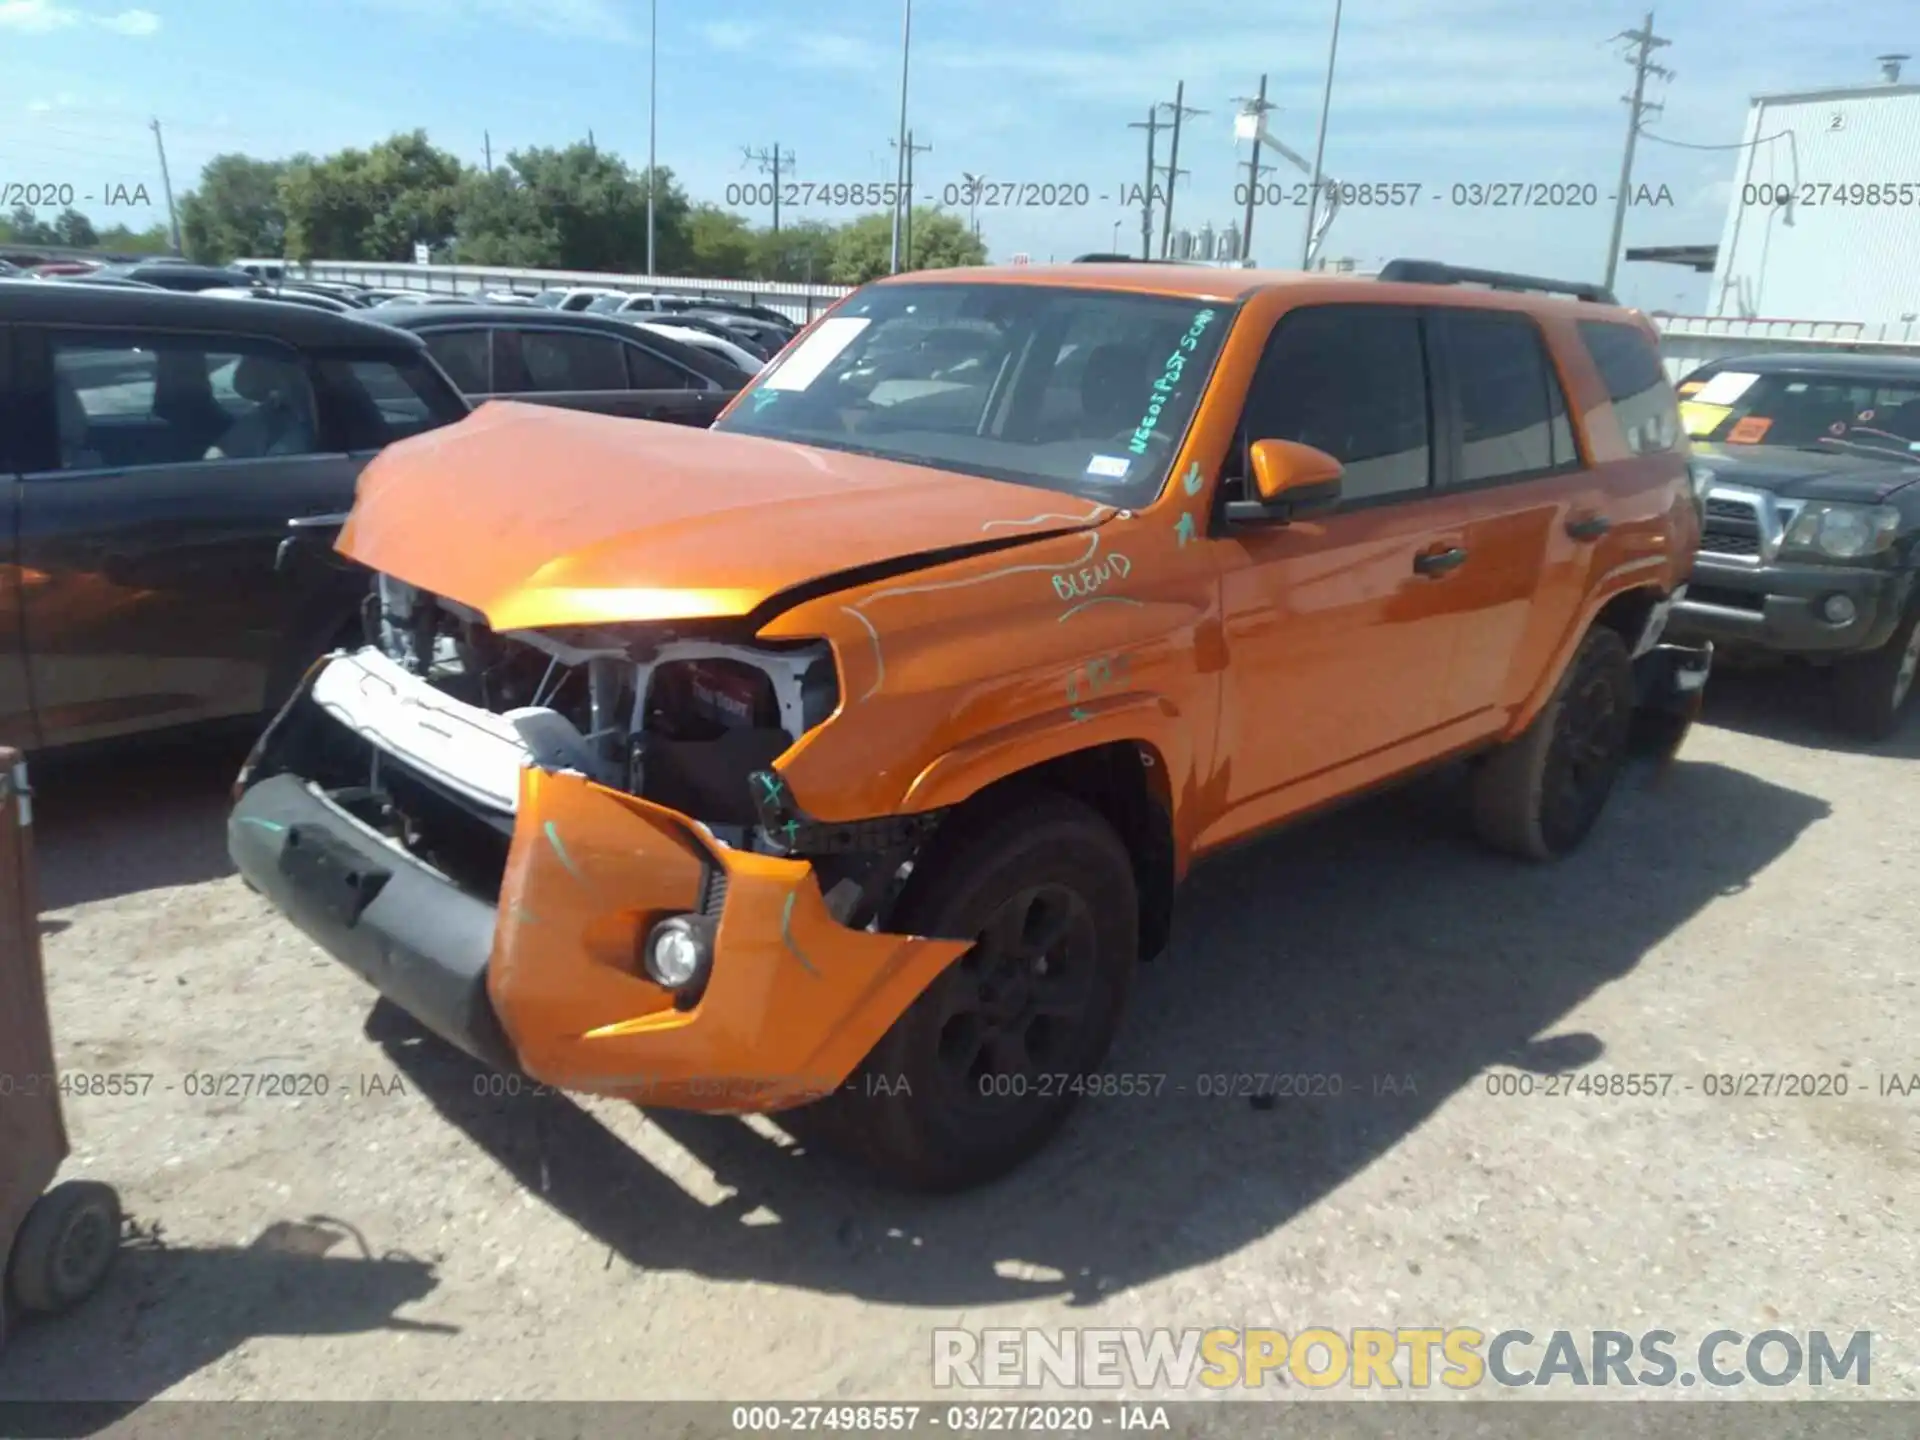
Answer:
642 913 716 991
1820 594 1857 625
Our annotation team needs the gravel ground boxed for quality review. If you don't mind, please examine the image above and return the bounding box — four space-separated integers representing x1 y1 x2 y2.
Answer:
2 670 1916 1407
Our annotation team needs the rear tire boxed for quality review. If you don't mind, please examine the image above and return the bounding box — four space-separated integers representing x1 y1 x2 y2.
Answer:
1833 604 1920 741
1471 626 1635 861
815 792 1138 1192
6 1180 121 1315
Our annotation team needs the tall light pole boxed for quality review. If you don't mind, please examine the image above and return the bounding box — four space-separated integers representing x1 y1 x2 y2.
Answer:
1299 0 1343 268
889 0 913 274
647 0 658 276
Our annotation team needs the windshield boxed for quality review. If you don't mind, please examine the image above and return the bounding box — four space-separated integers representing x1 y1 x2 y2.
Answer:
1679 368 1920 454
713 282 1234 507
586 294 630 314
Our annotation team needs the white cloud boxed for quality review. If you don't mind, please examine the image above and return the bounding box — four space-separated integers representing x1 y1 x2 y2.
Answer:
96 7 158 34
0 0 79 31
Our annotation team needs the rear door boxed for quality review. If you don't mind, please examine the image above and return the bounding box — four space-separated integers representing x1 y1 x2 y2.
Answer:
0 325 34 750
1427 306 1594 723
13 324 363 746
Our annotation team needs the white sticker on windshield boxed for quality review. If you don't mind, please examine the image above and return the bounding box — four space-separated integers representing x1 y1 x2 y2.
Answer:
1693 370 1760 405
761 316 872 392
1085 454 1131 479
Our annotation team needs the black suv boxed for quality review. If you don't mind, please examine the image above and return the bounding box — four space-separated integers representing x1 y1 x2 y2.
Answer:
0 278 470 752
1667 352 1920 737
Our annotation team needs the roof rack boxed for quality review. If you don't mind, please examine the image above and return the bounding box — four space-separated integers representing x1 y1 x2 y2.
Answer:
1070 253 1191 264
1376 258 1617 306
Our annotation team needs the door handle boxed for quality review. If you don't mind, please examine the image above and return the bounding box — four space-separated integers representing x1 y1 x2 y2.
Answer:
287 511 351 530
1566 514 1612 541
1413 545 1469 577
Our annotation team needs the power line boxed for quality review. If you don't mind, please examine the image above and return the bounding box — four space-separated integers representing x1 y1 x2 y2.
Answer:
1155 82 1206 259
1603 10 1672 291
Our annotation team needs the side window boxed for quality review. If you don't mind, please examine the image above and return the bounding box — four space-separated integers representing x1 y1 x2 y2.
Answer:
47 333 318 471
624 344 697 390
423 329 491 393
1578 319 1681 455
515 331 629 392
1439 310 1576 485
313 352 470 449
1240 306 1431 502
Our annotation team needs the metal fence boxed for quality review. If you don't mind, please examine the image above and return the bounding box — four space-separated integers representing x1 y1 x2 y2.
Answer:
240 259 1920 371
241 259 853 325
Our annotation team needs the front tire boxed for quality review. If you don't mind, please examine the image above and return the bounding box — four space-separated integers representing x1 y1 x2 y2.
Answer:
1833 604 1920 741
1471 626 1636 861
821 792 1138 1192
6 1180 121 1315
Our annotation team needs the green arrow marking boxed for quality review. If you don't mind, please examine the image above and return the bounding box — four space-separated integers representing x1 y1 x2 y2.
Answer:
1182 461 1204 495
1174 512 1197 547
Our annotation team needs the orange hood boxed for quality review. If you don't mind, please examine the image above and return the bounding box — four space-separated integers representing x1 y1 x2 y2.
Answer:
337 401 1116 632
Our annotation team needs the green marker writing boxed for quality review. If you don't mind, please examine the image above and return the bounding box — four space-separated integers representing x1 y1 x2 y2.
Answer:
1182 461 1204 496
1174 512 1197 547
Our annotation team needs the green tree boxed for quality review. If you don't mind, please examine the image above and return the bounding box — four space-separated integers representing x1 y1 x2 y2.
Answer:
2 205 57 245
826 208 986 284
95 221 173 255
473 146 690 273
282 131 466 262
683 203 755 277
453 167 561 266
179 153 290 262
752 218 836 283
50 207 97 248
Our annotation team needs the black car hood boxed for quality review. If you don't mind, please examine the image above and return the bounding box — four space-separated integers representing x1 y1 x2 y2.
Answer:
1693 443 1920 503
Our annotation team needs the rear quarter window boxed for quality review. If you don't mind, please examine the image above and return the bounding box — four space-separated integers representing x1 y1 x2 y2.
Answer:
1578 319 1681 455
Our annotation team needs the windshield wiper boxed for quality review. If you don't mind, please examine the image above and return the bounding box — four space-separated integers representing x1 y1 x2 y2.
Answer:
1805 435 1919 460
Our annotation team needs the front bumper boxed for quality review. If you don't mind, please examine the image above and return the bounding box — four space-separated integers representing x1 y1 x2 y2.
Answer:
1667 554 1911 658
229 657 969 1113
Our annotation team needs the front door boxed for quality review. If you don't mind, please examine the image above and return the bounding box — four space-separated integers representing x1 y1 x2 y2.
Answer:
14 326 360 747
1212 304 1481 826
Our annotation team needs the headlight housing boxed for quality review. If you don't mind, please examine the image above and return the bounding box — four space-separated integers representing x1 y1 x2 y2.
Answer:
1779 502 1901 561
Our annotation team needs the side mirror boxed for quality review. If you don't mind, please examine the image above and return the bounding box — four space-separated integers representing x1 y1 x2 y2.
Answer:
1224 439 1344 527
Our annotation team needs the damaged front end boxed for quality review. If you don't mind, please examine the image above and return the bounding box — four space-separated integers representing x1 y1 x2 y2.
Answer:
229 575 968 1111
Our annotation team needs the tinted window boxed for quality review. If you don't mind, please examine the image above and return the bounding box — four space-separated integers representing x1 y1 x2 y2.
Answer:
624 344 696 390
1677 368 1920 450
1441 311 1575 483
48 334 319 470
316 353 469 449
1579 319 1680 454
424 329 492 393
507 331 629 392
1240 306 1431 502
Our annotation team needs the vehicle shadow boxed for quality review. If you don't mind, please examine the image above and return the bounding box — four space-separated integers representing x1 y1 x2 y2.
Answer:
1698 663 1920 760
30 732 253 911
370 753 1829 1309
0 1216 448 1411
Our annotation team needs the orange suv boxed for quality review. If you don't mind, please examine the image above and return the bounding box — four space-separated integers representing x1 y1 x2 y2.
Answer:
229 257 1710 1190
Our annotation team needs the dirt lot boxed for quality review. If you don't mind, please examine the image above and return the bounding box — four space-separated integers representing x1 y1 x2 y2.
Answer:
2 671 1917 1405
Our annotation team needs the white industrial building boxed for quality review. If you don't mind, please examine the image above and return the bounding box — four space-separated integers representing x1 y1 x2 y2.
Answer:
1706 56 1920 323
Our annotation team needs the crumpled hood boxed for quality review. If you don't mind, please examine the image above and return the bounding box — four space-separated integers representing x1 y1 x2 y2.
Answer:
1694 442 1920 503
338 400 1114 632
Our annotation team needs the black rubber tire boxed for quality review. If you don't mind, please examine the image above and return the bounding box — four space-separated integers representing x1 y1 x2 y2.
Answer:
1832 603 1920 741
6 1180 121 1315
815 791 1139 1193
1471 626 1636 861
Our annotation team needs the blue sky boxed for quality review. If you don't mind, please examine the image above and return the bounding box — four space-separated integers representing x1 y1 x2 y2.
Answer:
0 0 1911 308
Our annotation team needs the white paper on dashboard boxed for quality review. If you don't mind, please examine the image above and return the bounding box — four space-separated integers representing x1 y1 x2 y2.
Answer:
1692 370 1760 406
761 317 873 391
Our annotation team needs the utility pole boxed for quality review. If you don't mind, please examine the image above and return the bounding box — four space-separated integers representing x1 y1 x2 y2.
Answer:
483 130 493 172
743 144 796 236
587 129 596 154
1300 0 1344 268
889 0 914 273
1233 76 1275 266
150 118 181 255
647 0 658 276
1127 106 1161 261
1603 11 1671 291
1156 83 1206 259
891 131 932 267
